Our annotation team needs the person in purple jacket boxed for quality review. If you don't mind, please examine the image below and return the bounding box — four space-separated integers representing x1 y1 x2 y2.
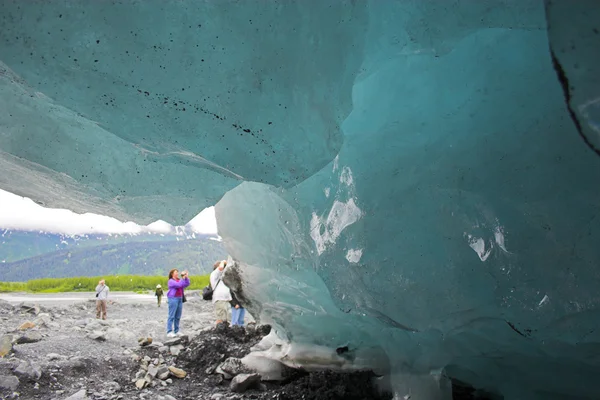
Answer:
166 268 190 337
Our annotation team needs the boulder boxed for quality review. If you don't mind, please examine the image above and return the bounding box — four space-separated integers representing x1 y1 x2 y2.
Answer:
18 321 36 330
64 389 89 400
0 335 13 357
230 373 261 393
16 332 43 344
14 360 42 381
168 366 187 379
0 374 19 390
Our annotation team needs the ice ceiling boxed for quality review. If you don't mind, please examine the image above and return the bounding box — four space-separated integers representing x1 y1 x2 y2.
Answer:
1 1 599 398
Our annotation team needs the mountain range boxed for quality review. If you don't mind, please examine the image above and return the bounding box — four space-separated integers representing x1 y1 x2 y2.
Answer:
0 229 227 282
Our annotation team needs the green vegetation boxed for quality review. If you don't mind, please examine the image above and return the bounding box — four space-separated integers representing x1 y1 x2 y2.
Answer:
0 274 210 293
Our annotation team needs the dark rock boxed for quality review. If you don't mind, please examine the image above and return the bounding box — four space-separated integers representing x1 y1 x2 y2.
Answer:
230 373 261 393
218 357 246 377
256 324 271 336
16 332 43 344
0 374 19 390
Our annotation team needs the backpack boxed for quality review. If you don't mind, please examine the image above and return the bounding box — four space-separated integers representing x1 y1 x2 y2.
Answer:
202 279 220 301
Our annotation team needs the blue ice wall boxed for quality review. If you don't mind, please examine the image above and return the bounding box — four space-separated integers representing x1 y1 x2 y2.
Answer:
1 0 600 398
217 1 600 399
0 0 365 223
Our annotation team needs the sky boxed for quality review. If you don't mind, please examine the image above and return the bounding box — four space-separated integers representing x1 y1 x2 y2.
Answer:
0 189 218 236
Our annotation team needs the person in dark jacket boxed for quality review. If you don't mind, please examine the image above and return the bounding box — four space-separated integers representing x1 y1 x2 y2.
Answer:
155 284 164 307
230 290 246 326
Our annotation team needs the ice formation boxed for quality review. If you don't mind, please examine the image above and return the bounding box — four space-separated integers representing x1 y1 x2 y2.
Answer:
1 1 600 398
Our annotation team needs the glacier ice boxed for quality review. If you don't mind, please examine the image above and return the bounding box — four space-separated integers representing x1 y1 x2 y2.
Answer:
2 0 600 398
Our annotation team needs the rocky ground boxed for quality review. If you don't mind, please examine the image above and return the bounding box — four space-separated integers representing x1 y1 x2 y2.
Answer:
0 293 391 400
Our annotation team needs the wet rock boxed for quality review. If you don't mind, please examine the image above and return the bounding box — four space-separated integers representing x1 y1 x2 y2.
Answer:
18 321 36 330
0 374 19 390
14 360 42 380
168 366 187 379
87 331 106 341
230 373 261 393
0 335 13 357
64 389 89 400
16 331 43 344
138 337 153 346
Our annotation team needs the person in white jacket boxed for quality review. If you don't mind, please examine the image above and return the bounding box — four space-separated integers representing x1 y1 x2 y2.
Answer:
95 279 109 320
210 260 232 325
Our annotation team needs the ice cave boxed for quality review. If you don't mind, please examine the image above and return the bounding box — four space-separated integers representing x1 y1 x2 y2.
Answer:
1 0 600 398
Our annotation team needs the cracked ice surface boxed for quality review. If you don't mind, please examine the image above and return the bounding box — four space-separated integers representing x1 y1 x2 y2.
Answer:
2 1 600 398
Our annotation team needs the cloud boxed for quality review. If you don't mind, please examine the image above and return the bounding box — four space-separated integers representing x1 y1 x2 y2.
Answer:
0 189 218 236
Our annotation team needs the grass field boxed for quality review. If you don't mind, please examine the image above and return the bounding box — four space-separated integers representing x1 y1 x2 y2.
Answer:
0 274 210 293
